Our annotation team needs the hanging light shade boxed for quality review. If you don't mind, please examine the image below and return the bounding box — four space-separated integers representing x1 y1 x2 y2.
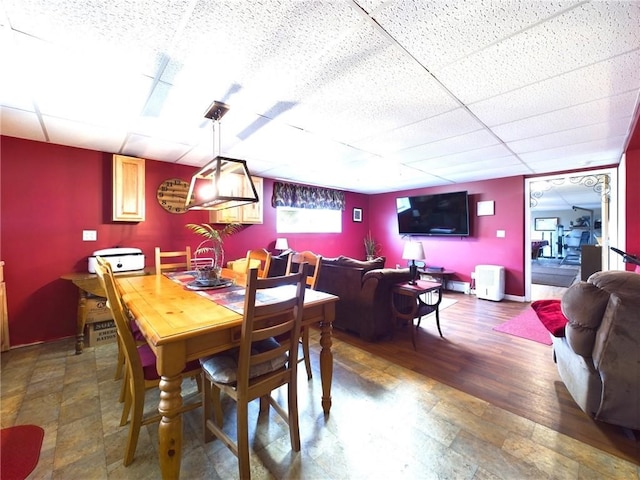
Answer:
185 101 259 211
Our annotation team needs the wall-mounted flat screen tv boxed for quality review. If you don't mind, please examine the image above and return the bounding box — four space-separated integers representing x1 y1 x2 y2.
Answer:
396 191 470 236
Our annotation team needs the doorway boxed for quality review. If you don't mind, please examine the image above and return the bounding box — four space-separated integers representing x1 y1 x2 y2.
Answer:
524 168 618 302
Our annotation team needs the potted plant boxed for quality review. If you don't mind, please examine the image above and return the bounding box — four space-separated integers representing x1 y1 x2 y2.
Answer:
364 231 380 261
185 222 242 283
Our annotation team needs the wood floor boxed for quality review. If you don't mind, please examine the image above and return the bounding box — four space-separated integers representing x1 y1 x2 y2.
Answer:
331 288 640 466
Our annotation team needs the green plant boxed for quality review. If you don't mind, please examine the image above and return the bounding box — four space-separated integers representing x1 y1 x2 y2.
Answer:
185 222 242 269
364 231 380 258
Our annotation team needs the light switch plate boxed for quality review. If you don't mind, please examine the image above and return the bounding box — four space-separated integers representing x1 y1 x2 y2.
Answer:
83 230 97 241
496 230 506 238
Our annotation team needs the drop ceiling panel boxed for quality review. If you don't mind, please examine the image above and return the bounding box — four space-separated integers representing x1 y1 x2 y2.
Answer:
491 91 640 142
409 145 521 173
44 116 128 153
398 129 501 164
355 108 486 155
0 107 45 141
433 2 640 104
377 0 581 70
469 50 640 127
507 117 632 155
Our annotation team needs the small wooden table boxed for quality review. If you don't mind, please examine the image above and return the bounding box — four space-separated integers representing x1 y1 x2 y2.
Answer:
61 269 152 354
391 280 443 349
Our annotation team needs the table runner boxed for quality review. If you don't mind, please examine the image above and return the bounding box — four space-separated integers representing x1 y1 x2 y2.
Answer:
165 271 326 314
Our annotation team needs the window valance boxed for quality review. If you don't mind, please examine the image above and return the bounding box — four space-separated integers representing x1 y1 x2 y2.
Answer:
271 181 345 211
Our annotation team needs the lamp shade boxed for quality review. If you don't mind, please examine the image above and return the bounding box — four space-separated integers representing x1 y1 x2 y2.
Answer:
275 238 289 250
402 241 425 261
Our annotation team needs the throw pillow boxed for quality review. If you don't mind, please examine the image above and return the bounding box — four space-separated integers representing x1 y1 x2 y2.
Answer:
336 255 385 271
531 299 568 337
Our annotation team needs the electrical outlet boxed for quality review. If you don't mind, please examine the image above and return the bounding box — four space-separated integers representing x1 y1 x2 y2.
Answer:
82 230 97 241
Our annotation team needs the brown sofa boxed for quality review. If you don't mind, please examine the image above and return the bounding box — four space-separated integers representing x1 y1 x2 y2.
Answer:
553 270 640 430
315 256 413 341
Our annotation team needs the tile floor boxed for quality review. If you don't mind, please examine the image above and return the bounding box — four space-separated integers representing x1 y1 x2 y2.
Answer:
1 335 638 479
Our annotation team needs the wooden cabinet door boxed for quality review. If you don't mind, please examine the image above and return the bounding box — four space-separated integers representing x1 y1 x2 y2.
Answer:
113 154 145 222
242 176 263 224
209 175 263 224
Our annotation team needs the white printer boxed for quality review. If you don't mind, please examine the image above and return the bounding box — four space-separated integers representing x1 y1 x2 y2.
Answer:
88 247 145 273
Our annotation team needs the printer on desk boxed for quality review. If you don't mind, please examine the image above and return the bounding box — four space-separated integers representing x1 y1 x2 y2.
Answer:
88 247 145 273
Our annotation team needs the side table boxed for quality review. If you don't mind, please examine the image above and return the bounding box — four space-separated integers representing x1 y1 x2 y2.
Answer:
61 269 152 354
391 279 443 349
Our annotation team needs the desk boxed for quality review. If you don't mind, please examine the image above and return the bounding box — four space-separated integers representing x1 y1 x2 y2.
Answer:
391 280 442 349
61 269 152 354
116 269 338 479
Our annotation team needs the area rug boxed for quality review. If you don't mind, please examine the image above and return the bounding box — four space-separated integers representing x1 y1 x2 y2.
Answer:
531 262 579 287
1 425 44 480
492 308 552 345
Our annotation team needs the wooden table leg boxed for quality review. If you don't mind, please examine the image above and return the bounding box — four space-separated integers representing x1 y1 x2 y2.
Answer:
75 290 88 354
156 344 186 480
158 373 183 480
319 303 334 415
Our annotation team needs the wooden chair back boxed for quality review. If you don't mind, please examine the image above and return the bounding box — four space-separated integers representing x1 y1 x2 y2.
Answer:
95 256 201 466
244 248 271 278
201 264 308 479
286 250 322 289
95 256 141 379
154 246 192 274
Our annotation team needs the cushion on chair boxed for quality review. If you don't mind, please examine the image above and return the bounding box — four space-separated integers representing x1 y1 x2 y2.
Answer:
200 338 287 385
531 299 569 337
138 343 200 381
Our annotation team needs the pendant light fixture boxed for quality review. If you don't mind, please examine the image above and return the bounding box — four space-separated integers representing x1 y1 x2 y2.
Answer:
185 101 259 211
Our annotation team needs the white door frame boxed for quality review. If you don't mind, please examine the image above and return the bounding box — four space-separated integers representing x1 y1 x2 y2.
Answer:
524 167 618 302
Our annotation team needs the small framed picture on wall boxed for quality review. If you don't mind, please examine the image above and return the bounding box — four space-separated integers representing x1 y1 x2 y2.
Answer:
352 207 362 223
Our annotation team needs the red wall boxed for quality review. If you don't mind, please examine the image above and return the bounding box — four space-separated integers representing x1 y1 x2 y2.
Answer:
0 136 370 347
625 119 640 268
370 176 525 296
2 123 639 347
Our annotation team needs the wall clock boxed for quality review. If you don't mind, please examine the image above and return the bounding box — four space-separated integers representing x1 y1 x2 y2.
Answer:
156 178 190 214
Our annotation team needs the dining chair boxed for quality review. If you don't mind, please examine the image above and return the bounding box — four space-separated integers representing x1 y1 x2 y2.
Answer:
199 265 308 480
154 246 192 274
94 256 202 466
285 251 323 379
244 248 272 278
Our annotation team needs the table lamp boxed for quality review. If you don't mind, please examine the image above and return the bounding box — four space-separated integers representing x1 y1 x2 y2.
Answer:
402 241 425 285
275 237 289 253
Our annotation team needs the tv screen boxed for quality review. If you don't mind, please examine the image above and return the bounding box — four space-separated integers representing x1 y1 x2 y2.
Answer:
396 191 470 236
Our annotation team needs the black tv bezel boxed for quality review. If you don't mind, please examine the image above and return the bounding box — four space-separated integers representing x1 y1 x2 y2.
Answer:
396 190 471 237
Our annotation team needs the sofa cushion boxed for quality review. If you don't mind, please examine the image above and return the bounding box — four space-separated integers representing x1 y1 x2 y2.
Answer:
334 255 385 271
531 299 568 337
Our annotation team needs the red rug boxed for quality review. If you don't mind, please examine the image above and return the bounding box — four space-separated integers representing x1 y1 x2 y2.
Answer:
492 307 553 345
1 425 44 480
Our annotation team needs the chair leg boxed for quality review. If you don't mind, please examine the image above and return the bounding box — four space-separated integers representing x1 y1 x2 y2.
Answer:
301 327 312 380
114 338 125 380
120 377 133 427
237 401 251 480
202 375 214 443
123 383 144 466
288 379 301 452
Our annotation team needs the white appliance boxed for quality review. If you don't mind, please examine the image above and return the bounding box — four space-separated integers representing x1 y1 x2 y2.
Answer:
474 265 505 301
88 247 145 273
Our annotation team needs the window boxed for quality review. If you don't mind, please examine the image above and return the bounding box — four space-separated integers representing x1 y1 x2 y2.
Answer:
276 207 342 233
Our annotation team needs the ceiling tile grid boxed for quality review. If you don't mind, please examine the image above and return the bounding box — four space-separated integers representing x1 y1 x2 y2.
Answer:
0 0 638 195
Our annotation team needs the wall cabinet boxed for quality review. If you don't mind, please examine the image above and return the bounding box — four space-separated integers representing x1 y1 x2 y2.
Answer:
209 176 263 224
113 154 145 222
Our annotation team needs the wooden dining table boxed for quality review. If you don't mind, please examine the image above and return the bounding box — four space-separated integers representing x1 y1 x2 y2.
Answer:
116 268 338 480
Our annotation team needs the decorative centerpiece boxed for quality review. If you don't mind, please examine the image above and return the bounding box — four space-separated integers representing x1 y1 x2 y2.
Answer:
364 231 381 261
185 222 242 285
